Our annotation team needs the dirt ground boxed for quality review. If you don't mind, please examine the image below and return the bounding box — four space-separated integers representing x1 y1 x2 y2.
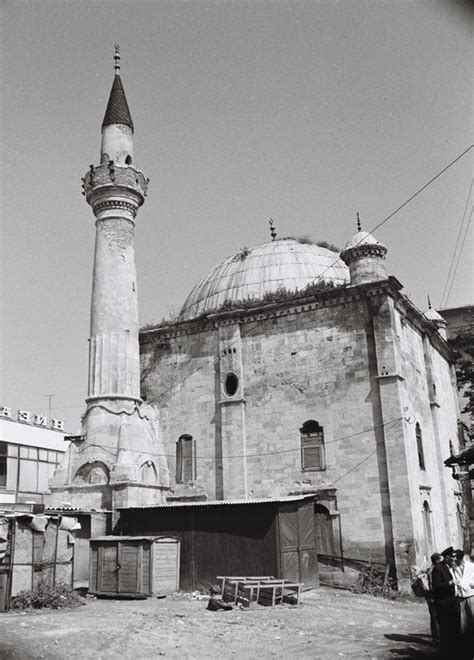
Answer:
0 587 440 659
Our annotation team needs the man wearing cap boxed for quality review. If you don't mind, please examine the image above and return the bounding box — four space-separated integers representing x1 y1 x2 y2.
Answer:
426 552 442 645
431 547 461 657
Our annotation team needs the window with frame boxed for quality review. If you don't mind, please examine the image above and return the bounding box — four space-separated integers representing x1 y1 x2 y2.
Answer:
0 442 7 488
300 420 325 471
416 423 425 470
176 434 196 483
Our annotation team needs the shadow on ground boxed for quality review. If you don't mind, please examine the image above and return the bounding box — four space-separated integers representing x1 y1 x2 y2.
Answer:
385 633 439 658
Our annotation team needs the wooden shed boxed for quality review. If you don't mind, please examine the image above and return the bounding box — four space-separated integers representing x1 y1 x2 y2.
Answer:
89 536 180 598
115 495 319 592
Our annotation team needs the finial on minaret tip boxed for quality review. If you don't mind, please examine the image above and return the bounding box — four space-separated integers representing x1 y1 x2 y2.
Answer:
114 44 121 74
357 212 361 232
269 218 277 241
427 295 432 310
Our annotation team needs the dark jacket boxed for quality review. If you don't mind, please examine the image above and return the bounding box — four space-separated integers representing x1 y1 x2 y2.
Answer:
431 561 455 599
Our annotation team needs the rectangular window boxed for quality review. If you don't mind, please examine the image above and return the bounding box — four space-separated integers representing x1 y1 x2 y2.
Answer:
0 442 7 488
19 446 28 458
38 449 48 462
176 435 195 483
37 462 51 492
18 459 38 493
301 433 325 471
416 423 426 471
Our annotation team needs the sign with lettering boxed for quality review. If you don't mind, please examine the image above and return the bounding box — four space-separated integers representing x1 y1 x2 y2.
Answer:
0 406 64 431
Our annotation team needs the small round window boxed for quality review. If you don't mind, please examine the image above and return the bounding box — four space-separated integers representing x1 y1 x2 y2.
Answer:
224 372 239 397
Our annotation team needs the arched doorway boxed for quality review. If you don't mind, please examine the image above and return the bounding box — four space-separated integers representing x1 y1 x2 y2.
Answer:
314 504 335 557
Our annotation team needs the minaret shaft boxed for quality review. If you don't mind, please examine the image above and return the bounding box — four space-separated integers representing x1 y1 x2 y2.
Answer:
88 213 139 400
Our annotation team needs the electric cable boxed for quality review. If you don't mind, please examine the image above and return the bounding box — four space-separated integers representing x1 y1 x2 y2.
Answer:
68 417 402 461
440 179 473 308
443 208 473 308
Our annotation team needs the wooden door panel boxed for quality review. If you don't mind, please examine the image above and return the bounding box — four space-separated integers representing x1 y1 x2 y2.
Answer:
300 548 319 588
298 502 314 549
118 543 140 593
99 545 118 592
279 505 298 550
281 549 300 582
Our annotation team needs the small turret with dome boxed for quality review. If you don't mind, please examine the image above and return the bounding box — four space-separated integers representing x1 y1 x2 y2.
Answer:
424 296 448 339
340 214 388 285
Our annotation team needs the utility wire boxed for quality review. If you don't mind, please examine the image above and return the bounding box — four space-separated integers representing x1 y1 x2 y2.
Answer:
443 208 473 308
70 417 402 461
332 449 377 485
440 178 473 308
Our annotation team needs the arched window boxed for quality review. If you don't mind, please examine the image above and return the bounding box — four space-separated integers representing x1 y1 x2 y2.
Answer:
422 500 433 558
176 434 196 483
140 461 157 485
300 420 325 471
74 461 110 485
416 423 425 470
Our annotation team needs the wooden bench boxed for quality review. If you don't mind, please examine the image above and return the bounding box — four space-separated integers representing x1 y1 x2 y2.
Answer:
216 575 274 603
216 576 303 607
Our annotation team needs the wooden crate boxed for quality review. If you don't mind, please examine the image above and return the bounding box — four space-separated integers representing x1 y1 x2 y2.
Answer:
89 536 180 598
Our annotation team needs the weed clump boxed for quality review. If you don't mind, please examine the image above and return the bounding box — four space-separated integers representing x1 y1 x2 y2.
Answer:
11 580 84 610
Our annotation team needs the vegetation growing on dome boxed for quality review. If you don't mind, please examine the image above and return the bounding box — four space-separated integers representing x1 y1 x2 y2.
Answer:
281 236 340 252
194 278 346 318
140 278 346 331
233 246 251 261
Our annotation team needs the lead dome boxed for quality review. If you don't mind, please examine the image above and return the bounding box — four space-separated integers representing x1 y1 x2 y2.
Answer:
179 238 349 320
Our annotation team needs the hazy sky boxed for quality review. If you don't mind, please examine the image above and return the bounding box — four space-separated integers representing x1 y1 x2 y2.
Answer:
1 0 472 432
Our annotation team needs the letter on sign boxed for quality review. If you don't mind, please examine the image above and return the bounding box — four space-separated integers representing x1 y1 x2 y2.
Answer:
18 410 31 423
0 407 13 419
34 415 48 427
51 419 64 430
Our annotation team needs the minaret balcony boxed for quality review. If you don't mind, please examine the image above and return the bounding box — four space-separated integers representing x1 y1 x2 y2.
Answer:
83 163 148 201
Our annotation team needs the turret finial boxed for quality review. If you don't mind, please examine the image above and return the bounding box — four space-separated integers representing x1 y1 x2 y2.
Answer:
114 44 121 74
427 295 432 310
357 212 361 232
269 218 277 241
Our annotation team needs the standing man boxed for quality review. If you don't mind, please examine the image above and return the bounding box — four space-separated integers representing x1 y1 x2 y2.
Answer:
431 547 461 658
426 552 442 646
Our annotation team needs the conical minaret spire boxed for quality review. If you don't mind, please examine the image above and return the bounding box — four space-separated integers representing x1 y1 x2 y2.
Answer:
100 46 135 165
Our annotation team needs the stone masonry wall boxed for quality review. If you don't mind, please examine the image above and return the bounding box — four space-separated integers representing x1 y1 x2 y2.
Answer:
140 285 460 570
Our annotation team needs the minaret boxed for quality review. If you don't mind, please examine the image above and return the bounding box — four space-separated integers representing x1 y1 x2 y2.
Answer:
48 49 169 510
85 45 144 403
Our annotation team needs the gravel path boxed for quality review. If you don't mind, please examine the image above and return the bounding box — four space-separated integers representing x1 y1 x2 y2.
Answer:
0 587 439 659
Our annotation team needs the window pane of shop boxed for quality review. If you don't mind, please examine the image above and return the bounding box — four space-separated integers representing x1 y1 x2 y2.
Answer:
6 457 18 491
18 459 38 492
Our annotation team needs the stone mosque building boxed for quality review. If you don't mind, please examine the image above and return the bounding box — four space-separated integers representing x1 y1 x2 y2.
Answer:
48 50 464 587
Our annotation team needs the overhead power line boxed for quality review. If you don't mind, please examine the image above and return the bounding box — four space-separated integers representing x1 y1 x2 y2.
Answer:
443 208 473 308
440 178 473 308
71 417 402 461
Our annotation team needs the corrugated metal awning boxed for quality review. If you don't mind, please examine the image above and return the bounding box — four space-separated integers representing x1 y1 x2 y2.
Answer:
116 494 316 511
91 535 180 542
